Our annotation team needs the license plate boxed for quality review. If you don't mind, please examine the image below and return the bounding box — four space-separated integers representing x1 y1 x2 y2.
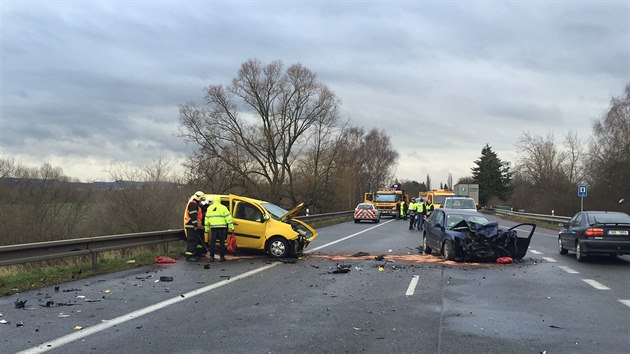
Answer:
608 230 629 236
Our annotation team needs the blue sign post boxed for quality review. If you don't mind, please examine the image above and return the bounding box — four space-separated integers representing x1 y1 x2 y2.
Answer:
578 184 588 211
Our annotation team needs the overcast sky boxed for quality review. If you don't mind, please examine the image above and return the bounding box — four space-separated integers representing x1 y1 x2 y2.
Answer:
1 1 628 186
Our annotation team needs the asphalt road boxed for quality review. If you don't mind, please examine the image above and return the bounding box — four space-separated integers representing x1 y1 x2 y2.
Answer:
1 215 629 354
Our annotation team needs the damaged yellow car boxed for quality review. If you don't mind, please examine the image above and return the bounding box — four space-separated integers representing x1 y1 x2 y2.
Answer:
205 194 318 258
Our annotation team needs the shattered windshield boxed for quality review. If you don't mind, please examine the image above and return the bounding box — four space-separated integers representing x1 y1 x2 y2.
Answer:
260 202 289 220
375 194 397 202
446 214 490 229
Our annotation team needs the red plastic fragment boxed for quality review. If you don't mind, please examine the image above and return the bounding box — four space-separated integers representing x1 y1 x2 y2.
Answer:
154 256 178 263
496 257 513 264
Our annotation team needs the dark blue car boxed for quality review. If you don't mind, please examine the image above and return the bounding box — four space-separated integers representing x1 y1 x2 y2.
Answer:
422 209 491 261
558 211 630 262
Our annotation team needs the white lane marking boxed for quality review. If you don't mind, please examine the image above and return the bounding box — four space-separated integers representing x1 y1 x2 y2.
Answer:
529 250 542 255
619 300 630 308
542 257 557 263
18 262 280 354
405 275 420 296
306 219 395 253
582 279 611 290
559 266 579 274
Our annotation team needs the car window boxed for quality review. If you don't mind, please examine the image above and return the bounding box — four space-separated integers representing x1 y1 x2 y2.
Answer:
446 215 464 228
357 204 374 210
571 213 584 227
436 211 445 225
235 201 264 222
588 212 630 224
260 202 289 220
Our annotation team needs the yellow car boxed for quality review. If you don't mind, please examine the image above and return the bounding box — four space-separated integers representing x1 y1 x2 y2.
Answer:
205 194 318 258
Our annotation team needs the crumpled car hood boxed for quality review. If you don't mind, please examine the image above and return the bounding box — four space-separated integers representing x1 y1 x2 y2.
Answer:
453 221 537 261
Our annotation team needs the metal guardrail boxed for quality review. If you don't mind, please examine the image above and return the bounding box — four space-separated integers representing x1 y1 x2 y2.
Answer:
0 211 354 271
493 209 571 224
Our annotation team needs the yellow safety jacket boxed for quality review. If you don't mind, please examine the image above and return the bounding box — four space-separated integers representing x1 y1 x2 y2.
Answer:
204 200 234 232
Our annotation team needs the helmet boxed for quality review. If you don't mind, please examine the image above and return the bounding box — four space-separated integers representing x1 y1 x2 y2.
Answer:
411 198 416 202
206 195 215 204
192 191 204 200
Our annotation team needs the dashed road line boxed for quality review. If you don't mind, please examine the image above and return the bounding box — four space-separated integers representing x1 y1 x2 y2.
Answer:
582 279 611 290
619 300 630 308
559 266 579 274
542 257 557 263
529 250 542 255
405 275 420 296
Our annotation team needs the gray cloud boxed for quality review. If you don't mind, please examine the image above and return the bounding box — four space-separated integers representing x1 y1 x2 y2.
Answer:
1 1 628 184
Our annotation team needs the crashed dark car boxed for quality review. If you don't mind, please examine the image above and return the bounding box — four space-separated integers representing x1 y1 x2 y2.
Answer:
422 208 536 262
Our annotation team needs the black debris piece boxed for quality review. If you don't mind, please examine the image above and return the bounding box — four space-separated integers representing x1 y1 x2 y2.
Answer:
549 325 564 329
374 255 385 261
15 299 27 309
159 276 173 282
277 258 297 263
54 286 60 292
203 264 210 269
62 288 82 292
351 252 370 257
40 301 55 307
332 264 352 274
16 321 24 327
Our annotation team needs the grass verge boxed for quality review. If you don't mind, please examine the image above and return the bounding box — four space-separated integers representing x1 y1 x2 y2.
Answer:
0 243 185 297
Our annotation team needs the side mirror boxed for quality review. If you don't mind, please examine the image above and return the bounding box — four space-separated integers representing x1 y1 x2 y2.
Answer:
263 214 270 221
559 223 569 228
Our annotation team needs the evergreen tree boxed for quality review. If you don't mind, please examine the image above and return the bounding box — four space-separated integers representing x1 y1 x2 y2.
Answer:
471 144 512 205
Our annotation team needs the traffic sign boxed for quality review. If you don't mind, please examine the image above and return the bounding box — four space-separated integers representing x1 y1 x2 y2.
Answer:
578 184 588 198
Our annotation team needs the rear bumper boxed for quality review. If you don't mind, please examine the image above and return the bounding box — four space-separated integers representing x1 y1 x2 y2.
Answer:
581 240 630 255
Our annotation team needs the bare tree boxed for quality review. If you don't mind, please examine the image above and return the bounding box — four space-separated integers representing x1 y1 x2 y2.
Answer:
587 84 630 212
179 59 341 205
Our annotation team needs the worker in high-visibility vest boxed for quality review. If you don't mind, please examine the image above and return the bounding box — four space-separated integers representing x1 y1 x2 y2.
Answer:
416 198 426 231
408 198 417 230
183 191 205 262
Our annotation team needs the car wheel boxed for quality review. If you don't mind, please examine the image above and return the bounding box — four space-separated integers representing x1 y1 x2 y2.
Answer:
575 241 586 262
422 233 432 255
442 240 456 261
558 238 568 255
375 217 380 223
267 237 289 258
354 219 359 223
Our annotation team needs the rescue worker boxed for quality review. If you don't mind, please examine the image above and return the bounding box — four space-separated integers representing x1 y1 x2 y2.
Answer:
204 195 234 262
408 198 417 230
184 191 205 262
426 199 434 217
399 199 406 220
395 201 401 220
416 198 426 231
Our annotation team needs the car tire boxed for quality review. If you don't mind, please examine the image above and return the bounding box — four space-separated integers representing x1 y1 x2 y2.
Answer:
354 219 359 223
575 241 586 262
267 237 290 258
442 240 456 261
375 217 380 223
558 238 568 255
422 233 432 255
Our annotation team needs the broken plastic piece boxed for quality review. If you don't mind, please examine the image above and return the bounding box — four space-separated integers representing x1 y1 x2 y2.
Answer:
62 288 82 292
126 260 136 264
54 286 60 292
154 256 178 263
374 255 385 261
0 320 8 324
203 264 210 269
57 313 70 318
74 326 83 330
103 290 112 294
159 276 173 282
332 264 351 274
16 321 24 327
378 266 384 272
496 257 513 264
15 299 27 309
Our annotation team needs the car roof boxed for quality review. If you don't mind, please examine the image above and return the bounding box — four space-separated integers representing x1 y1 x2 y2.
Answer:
444 196 475 200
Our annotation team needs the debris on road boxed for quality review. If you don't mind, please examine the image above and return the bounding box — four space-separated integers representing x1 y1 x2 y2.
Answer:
332 264 352 274
159 276 173 282
154 256 178 263
15 299 27 309
374 255 385 261
351 252 370 257
456 222 537 262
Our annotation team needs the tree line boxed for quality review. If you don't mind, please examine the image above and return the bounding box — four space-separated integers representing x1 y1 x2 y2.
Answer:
1 60 628 245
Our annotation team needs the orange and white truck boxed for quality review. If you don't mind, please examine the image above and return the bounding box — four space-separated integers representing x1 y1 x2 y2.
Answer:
420 189 455 208
364 187 408 218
